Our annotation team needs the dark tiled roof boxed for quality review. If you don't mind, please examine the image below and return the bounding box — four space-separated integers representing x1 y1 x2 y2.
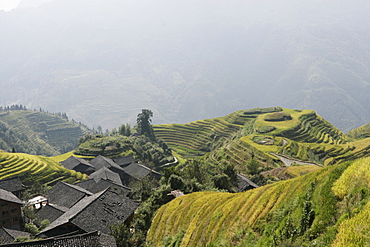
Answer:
46 181 93 208
0 227 30 244
76 179 131 195
60 156 95 174
89 155 122 171
60 156 92 169
122 162 162 180
90 167 123 185
39 188 139 237
0 177 26 193
113 155 137 167
89 155 136 186
1 231 116 247
236 174 259 192
0 188 23 205
75 179 97 190
36 203 68 225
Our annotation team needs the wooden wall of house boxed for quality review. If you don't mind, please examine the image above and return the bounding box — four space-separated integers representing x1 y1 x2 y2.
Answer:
0 200 22 230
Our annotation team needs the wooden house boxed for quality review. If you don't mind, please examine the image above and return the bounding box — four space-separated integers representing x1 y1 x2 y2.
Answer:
0 189 24 230
0 227 30 244
46 181 93 209
89 155 136 186
0 177 27 199
113 155 137 167
122 162 162 181
0 230 116 247
236 174 259 192
38 188 139 238
76 178 131 196
60 156 95 175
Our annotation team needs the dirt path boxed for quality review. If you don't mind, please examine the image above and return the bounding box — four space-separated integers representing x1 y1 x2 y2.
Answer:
271 153 319 167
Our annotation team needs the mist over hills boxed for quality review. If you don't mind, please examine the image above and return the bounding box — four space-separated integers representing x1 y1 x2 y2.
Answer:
1 0 369 131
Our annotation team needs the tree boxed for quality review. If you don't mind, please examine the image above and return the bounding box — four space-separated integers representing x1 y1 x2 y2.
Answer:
109 222 132 247
136 109 156 141
125 123 132 136
118 124 126 136
247 157 260 175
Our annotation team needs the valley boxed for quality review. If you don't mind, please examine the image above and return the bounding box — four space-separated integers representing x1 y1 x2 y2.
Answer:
0 106 369 246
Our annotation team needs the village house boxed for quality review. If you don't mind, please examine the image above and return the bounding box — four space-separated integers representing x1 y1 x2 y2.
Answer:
60 156 95 175
38 188 139 238
0 178 26 199
236 174 259 192
45 181 93 209
76 177 131 195
36 203 69 227
89 167 123 185
0 227 30 244
121 162 162 181
89 155 137 186
0 230 116 247
113 155 137 167
0 189 24 230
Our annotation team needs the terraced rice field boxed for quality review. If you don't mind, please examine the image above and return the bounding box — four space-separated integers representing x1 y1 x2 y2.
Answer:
277 112 347 144
148 158 368 246
153 112 254 159
0 152 86 186
206 138 280 173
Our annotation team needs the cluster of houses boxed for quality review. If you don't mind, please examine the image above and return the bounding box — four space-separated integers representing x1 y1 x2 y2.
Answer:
0 155 162 246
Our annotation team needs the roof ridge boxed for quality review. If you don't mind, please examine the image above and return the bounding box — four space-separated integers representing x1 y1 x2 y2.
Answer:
58 181 93 196
100 178 131 190
0 188 24 204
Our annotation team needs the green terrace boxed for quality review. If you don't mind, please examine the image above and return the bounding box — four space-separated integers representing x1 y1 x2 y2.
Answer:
0 152 86 186
153 109 268 159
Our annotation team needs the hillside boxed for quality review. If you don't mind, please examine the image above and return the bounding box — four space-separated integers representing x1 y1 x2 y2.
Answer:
73 134 175 169
147 157 370 246
0 152 87 186
0 108 91 156
154 107 370 181
1 0 370 131
347 122 370 140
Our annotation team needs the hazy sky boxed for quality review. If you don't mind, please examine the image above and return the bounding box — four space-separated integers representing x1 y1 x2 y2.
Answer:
0 0 21 11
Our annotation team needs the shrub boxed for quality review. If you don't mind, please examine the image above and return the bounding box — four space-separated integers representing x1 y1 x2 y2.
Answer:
14 236 29 243
24 223 39 236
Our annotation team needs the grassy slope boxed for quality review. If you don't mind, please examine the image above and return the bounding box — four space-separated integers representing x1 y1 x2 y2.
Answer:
347 122 370 140
148 157 370 246
0 152 87 186
0 110 88 156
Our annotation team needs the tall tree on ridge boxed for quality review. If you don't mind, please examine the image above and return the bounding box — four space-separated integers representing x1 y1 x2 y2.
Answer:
137 109 156 141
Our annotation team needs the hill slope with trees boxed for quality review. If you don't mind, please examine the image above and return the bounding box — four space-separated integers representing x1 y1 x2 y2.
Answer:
0 107 91 156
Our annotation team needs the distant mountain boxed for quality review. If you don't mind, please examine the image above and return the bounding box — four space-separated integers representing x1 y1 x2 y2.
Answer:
1 0 369 131
0 108 91 156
